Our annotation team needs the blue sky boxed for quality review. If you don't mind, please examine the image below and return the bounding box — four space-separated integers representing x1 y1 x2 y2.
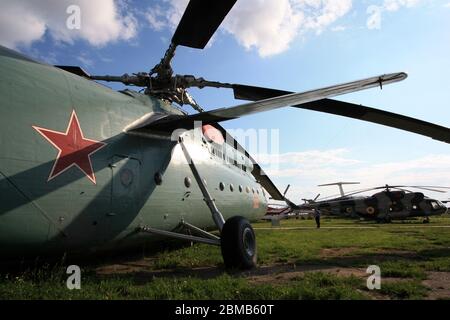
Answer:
1 0 449 201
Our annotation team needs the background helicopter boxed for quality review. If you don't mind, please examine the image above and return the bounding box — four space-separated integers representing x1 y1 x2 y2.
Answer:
1 0 450 269
297 183 449 223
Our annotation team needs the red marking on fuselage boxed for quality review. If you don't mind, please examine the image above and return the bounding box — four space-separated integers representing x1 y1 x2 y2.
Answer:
202 125 224 144
253 194 260 209
32 110 106 184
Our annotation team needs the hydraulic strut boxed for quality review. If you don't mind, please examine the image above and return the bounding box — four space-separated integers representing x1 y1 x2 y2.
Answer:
178 135 225 232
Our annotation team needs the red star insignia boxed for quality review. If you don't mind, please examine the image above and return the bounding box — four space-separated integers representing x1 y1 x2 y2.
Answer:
33 110 106 184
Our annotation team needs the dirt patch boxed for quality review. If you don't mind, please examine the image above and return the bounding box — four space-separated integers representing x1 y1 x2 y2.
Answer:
373 249 419 260
96 260 370 286
320 247 361 258
95 253 447 300
96 257 158 275
423 272 450 300
245 264 367 285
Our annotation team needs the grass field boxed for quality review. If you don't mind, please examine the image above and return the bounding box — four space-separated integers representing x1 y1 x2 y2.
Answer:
1 216 450 300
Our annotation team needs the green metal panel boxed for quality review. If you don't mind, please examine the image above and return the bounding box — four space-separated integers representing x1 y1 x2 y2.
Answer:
0 47 268 261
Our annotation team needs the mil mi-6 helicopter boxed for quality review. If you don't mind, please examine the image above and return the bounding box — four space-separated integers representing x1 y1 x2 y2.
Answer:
297 183 449 223
1 0 450 269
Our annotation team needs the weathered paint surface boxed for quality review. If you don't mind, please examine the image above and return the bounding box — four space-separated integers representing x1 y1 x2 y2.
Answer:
0 47 267 260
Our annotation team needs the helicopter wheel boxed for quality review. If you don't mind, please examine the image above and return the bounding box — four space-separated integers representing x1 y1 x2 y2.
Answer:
221 216 257 270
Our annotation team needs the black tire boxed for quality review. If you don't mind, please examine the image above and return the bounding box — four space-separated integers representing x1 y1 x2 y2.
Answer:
221 216 257 270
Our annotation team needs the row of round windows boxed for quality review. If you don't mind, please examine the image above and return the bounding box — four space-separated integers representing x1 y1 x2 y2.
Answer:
154 172 263 196
219 182 261 195
184 176 262 195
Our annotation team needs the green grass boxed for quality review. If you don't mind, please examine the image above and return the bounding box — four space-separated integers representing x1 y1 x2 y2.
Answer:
0 271 370 300
380 280 429 300
1 215 449 300
378 261 427 280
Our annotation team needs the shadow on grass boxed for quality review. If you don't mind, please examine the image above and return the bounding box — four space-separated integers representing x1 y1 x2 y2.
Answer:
91 247 450 286
2 241 449 285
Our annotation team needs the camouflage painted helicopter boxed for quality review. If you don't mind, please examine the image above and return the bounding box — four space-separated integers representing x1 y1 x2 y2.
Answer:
1 0 450 269
298 183 449 223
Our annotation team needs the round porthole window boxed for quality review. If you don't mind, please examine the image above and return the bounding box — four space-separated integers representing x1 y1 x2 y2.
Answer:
219 182 225 191
184 177 191 188
239 185 243 192
230 184 234 192
120 168 134 187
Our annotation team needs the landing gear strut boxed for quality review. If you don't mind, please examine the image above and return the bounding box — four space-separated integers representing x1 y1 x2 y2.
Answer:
174 136 257 270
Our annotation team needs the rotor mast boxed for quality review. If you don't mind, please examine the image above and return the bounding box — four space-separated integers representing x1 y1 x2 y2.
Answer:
89 0 238 113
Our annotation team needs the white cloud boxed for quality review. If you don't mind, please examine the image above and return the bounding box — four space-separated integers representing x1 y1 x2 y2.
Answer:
0 0 138 49
257 148 360 171
221 0 304 57
331 25 347 32
145 6 167 31
145 0 352 57
261 150 450 202
367 5 382 30
145 0 189 32
383 0 421 11
77 53 94 67
367 0 422 30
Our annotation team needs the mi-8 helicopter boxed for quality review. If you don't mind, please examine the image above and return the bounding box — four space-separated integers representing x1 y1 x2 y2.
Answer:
1 0 450 269
297 183 449 223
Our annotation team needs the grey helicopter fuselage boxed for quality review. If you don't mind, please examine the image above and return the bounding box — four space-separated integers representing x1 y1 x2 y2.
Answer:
0 46 267 261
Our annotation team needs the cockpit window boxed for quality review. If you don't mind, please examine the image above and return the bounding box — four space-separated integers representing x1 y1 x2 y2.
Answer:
430 201 440 210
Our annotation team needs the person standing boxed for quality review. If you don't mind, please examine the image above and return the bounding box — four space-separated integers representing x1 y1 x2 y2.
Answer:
314 208 321 229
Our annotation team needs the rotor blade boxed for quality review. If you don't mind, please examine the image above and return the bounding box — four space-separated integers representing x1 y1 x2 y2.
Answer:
408 185 450 189
233 85 290 101
214 124 285 201
339 187 382 197
390 187 413 193
302 186 375 201
55 65 90 78
283 184 291 197
318 182 360 187
386 185 450 193
232 84 450 144
172 0 237 49
407 186 448 193
132 73 408 132
252 162 285 201
294 100 450 144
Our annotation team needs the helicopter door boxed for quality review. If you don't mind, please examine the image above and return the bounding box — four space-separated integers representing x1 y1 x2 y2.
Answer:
108 156 141 235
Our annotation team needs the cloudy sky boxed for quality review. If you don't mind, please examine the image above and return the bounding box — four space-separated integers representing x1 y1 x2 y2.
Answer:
1 0 449 202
